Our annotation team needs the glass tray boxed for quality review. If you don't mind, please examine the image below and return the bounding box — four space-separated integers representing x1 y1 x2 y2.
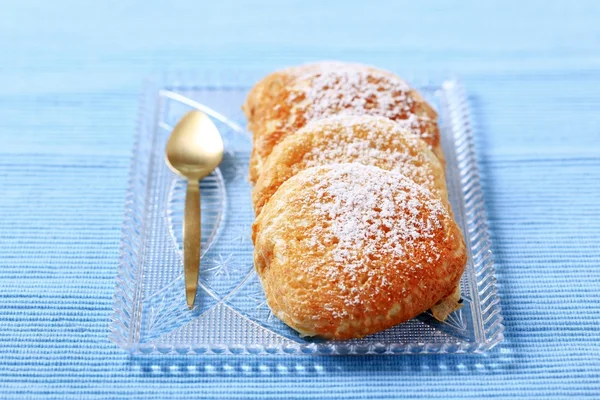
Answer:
109 74 504 355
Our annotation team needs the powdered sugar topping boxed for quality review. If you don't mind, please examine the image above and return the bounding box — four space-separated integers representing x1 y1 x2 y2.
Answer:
297 164 448 308
299 116 441 197
291 63 431 127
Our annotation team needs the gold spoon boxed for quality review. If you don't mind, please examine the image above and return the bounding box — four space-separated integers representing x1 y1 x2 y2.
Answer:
165 110 224 309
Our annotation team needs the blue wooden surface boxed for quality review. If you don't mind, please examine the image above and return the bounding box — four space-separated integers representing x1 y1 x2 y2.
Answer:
1 1 599 398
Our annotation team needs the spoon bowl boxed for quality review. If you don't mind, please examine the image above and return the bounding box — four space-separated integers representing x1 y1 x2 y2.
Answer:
166 111 224 180
165 110 224 309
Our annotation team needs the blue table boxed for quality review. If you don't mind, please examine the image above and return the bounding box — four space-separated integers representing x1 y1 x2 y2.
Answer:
1 1 599 398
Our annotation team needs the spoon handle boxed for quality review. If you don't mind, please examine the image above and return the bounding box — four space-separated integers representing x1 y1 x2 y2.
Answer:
184 178 201 309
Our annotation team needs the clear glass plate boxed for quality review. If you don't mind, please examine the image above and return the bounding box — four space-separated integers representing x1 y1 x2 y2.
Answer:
109 74 504 355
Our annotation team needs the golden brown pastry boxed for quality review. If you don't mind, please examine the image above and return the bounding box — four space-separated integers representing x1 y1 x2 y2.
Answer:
252 115 448 216
252 163 467 340
430 285 463 321
243 61 443 183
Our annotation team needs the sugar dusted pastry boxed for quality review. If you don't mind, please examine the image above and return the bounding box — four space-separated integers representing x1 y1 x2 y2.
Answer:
252 115 448 216
243 61 442 183
252 164 467 340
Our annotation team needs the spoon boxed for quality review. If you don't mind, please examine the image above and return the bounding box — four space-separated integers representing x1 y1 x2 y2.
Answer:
165 110 224 309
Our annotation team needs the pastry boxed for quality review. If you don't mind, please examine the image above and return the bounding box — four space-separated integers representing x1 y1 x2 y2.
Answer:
252 115 449 216
243 61 443 183
252 163 467 340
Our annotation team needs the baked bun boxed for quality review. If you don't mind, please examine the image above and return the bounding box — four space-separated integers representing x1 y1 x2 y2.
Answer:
252 163 467 340
243 61 442 183
252 115 448 216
